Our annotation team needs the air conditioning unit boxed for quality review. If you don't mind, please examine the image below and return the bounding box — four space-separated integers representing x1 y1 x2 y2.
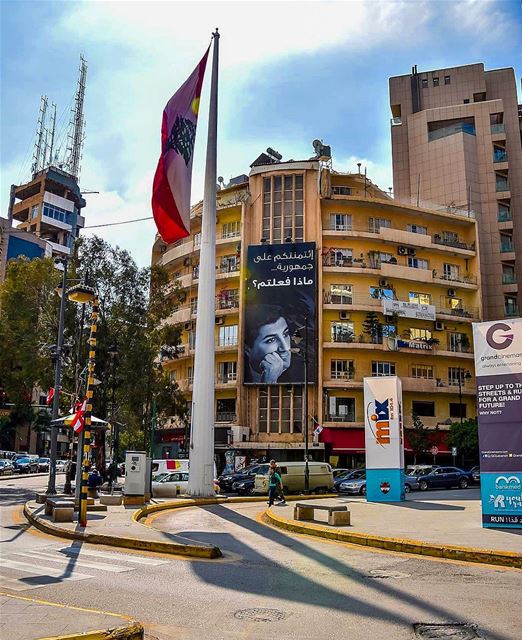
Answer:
397 246 408 256
379 279 387 287
339 311 350 320
230 426 250 444
407 247 416 256
434 321 444 331
215 317 225 325
447 288 456 297
184 322 192 331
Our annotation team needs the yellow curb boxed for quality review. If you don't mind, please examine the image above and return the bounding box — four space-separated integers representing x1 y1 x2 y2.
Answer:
0 592 143 639
262 509 522 569
23 502 221 560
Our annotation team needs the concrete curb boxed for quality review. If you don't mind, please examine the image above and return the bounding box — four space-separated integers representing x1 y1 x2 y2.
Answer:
0 472 63 481
23 502 221 559
262 509 522 569
0 591 143 640
132 493 339 522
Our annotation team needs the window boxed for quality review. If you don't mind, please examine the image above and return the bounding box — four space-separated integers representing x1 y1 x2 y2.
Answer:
444 75 451 85
368 251 394 267
406 224 427 234
330 284 353 305
408 257 429 270
262 174 304 243
217 288 239 309
411 365 433 379
496 173 509 192
382 324 396 337
258 386 302 434
444 296 463 311
409 292 432 305
330 248 353 267
194 232 201 248
500 233 513 253
370 286 395 300
505 296 518 317
421 78 428 88
433 77 439 87
372 361 396 377
449 403 467 418
412 401 435 417
442 231 459 245
448 332 467 352
42 203 72 225
217 361 237 383
502 266 516 285
222 221 240 239
330 213 352 231
490 113 505 134
169 370 177 383
473 92 486 102
216 398 236 423
190 297 198 314
330 360 354 380
493 145 507 163
463 99 470 104
31 205 39 219
219 254 239 273
428 117 475 141
218 325 238 347
409 327 432 341
498 203 511 222
189 331 196 350
327 396 355 422
443 263 460 280
187 366 194 384
448 367 465 386
368 217 391 233
331 321 354 343
332 186 351 196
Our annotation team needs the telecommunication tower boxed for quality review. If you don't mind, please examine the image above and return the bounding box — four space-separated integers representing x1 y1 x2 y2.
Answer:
64 55 88 179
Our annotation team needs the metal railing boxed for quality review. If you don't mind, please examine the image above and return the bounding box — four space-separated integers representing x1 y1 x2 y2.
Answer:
216 412 236 423
324 413 356 423
433 235 474 251
502 274 516 285
435 273 477 285
491 123 505 134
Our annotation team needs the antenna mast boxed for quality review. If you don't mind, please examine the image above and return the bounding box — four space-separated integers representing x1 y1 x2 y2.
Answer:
65 54 88 179
47 102 57 167
32 95 48 176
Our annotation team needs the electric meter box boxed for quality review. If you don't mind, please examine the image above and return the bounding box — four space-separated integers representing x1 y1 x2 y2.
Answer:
124 451 148 496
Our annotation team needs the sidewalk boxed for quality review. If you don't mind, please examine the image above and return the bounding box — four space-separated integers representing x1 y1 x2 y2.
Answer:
24 499 221 559
268 492 522 554
0 592 142 640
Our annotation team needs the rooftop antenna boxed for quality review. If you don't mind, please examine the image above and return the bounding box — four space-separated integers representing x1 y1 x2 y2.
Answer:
47 102 57 167
65 54 88 179
32 95 48 176
357 162 361 174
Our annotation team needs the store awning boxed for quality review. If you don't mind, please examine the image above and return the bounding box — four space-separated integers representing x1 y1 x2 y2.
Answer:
321 427 451 455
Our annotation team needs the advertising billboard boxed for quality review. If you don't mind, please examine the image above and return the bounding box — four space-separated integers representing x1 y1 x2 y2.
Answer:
382 299 436 321
472 319 522 528
364 376 405 502
244 242 316 385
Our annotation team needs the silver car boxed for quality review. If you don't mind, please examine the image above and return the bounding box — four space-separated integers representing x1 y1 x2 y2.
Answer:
339 474 420 495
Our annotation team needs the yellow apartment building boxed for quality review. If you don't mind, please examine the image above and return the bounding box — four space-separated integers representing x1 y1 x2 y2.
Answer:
151 149 481 469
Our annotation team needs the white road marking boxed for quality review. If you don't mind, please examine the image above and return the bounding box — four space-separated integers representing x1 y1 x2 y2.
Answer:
1 559 91 578
12 550 131 573
56 546 169 565
0 572 89 591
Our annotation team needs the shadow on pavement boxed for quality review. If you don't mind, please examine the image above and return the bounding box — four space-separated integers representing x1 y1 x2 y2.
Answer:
157 504 511 640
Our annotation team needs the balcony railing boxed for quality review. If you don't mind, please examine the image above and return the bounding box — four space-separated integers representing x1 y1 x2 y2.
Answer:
216 296 239 310
491 123 505 134
493 149 508 163
502 274 516 285
330 371 355 380
433 235 474 251
390 117 402 126
220 230 241 240
497 210 512 223
216 412 236 423
217 263 240 274
500 244 514 254
436 305 479 319
505 305 519 317
217 373 237 384
324 413 356 423
435 273 477 285
496 178 509 192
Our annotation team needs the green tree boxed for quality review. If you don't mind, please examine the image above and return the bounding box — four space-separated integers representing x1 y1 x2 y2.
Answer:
408 412 432 464
362 311 383 344
448 418 479 465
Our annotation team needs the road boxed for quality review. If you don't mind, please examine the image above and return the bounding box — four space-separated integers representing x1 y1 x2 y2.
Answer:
1 475 520 640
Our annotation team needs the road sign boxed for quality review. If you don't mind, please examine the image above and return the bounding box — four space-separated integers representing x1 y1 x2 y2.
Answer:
430 446 439 456
451 446 457 456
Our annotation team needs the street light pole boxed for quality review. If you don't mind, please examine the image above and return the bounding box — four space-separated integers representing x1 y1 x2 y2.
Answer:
46 259 68 496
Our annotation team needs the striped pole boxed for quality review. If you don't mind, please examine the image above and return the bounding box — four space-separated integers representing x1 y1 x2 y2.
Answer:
79 295 99 527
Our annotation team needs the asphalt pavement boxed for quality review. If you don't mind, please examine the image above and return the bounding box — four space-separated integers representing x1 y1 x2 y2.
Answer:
1 475 520 640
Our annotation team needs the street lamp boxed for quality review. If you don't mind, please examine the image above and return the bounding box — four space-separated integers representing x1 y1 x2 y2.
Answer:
108 342 119 492
457 369 472 425
293 316 310 493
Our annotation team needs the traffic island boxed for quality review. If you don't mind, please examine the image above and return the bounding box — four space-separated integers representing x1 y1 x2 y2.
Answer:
0 591 143 640
23 500 222 559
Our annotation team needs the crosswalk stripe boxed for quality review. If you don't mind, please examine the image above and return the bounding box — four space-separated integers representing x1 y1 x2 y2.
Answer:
11 550 131 573
1 559 92 579
56 546 168 565
0 572 90 592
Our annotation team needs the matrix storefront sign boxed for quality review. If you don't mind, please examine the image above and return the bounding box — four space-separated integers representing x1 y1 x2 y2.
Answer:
364 376 405 502
244 242 316 385
472 319 522 528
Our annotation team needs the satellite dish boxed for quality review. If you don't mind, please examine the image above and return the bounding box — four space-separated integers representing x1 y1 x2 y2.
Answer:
312 139 322 153
312 139 331 159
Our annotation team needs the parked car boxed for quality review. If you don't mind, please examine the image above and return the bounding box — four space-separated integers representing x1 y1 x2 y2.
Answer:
416 467 473 491
470 466 480 484
254 461 334 495
218 464 262 492
0 459 14 475
56 460 68 472
151 472 219 498
339 473 420 495
406 465 440 476
12 456 39 473
0 450 16 460
332 468 351 479
38 457 50 472
334 469 365 492
232 477 256 495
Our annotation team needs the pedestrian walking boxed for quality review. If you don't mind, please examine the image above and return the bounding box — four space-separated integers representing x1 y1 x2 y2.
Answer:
268 464 283 507
268 459 287 506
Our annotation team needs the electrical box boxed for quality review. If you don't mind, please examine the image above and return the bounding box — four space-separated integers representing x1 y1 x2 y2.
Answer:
124 451 148 496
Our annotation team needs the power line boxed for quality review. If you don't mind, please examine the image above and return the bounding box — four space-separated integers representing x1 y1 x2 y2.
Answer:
83 216 153 229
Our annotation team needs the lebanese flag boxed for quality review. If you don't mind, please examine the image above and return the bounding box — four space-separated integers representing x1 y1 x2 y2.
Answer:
71 399 86 434
152 48 210 243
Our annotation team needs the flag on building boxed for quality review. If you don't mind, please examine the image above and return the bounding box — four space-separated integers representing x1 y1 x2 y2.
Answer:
71 399 86 434
152 47 210 243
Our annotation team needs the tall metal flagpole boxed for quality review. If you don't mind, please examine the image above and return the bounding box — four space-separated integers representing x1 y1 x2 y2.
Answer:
187 29 219 496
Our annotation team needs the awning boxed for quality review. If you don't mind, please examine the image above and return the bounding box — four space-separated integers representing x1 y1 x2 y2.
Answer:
321 427 451 454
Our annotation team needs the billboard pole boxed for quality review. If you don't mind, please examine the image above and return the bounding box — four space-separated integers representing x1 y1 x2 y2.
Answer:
304 316 309 493
187 29 219 497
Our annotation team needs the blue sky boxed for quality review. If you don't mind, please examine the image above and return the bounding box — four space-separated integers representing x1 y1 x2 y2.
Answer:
1 0 521 266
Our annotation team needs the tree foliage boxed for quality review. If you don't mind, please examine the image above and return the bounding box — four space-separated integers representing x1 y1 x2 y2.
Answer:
448 418 479 462
408 412 432 464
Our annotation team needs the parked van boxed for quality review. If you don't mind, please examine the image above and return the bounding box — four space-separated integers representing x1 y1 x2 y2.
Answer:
254 461 334 495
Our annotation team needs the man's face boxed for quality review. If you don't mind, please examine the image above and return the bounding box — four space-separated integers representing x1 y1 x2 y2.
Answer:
247 316 291 372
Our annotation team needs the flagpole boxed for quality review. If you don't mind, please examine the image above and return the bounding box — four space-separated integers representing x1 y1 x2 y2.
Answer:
187 29 219 496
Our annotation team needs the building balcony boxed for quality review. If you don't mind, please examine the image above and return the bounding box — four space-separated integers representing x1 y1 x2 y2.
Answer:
435 305 479 321
41 214 72 231
217 231 241 247
216 412 237 423
323 376 361 389
502 273 516 285
390 117 402 126
433 272 478 288
324 414 357 424
216 297 240 312
497 210 512 223
493 149 508 163
491 123 505 135
46 240 71 256
216 266 240 280
167 306 191 325
160 238 195 265
505 305 519 318
432 235 475 252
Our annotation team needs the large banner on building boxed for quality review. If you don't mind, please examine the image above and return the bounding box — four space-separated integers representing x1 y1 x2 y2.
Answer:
244 242 316 385
364 376 405 502
473 319 522 528
382 299 436 321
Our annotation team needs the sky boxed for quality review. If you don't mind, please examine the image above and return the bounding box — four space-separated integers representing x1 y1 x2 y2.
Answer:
1 0 521 268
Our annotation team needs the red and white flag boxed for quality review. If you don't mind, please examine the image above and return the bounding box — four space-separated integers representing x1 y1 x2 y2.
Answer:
46 388 55 406
152 48 210 243
71 399 86 434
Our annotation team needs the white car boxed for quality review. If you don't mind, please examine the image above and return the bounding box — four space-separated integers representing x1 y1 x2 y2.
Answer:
152 472 189 498
55 460 68 472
